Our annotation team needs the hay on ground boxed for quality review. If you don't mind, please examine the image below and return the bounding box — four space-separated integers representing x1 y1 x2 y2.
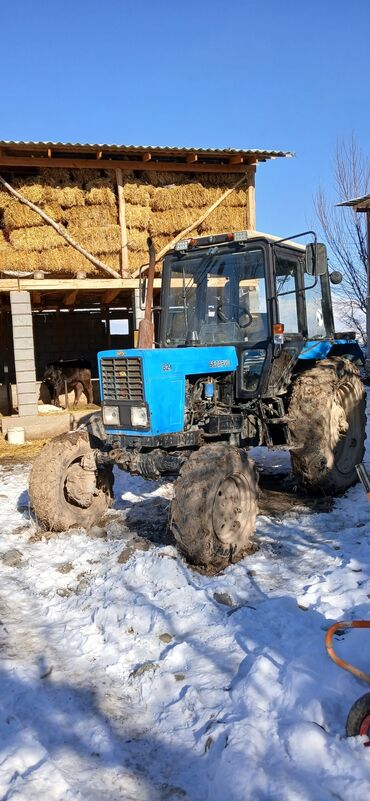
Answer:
0 436 47 462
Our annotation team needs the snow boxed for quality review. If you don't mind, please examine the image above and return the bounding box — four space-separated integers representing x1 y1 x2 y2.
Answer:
1 409 370 800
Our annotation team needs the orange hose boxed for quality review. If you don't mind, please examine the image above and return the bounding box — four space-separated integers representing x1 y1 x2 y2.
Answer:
325 621 370 684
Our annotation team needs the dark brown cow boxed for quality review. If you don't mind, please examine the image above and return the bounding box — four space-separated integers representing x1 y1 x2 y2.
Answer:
43 359 93 408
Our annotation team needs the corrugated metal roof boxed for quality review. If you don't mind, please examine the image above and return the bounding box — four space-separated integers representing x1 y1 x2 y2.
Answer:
0 139 293 159
337 193 370 211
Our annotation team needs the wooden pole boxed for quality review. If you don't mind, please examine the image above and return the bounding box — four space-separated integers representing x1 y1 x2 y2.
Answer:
137 238 156 348
115 168 130 278
245 166 256 230
0 175 121 279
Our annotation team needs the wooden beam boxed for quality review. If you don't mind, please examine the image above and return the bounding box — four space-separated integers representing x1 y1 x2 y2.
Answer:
229 155 244 165
32 291 41 306
186 154 198 163
96 150 103 160
47 148 52 158
0 155 249 174
0 277 163 292
142 153 151 162
62 289 78 306
115 168 130 277
245 166 256 229
102 288 121 304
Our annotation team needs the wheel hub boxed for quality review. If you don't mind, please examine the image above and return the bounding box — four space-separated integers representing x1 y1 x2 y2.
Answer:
212 473 251 545
65 454 98 509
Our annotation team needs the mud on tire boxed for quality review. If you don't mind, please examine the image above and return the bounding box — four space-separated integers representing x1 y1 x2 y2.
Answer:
170 442 258 571
288 357 366 493
29 431 113 532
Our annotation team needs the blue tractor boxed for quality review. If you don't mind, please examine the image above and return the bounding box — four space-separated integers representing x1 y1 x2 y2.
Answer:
29 231 366 570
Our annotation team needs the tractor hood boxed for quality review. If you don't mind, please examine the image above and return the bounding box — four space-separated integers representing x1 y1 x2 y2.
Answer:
98 346 238 436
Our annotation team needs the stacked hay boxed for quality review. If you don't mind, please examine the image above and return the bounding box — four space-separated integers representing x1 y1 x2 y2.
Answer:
0 169 248 276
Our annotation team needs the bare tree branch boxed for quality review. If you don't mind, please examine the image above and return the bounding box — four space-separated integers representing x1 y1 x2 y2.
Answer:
314 137 369 339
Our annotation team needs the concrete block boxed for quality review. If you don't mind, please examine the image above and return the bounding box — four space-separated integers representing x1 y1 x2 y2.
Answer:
12 337 34 350
18 404 38 417
17 392 37 405
9 303 32 315
16 382 37 395
14 351 35 364
10 291 31 305
11 314 32 327
13 360 36 372
16 369 36 383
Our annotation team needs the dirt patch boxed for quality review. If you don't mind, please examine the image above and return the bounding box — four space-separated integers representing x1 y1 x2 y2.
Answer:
258 471 333 516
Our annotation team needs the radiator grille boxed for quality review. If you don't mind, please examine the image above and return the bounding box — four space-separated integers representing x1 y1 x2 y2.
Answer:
100 357 144 401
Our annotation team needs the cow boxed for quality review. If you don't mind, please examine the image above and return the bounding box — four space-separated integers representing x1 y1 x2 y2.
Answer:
43 359 93 408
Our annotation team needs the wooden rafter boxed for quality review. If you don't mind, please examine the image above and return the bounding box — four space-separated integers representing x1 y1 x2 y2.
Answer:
62 289 78 306
102 288 121 304
0 155 250 173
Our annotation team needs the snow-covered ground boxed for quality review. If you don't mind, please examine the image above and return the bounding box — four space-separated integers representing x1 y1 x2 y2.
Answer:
1 416 370 800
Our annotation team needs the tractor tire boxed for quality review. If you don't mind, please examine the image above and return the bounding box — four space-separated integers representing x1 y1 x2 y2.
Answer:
170 442 258 571
346 692 370 743
288 357 366 493
29 430 113 532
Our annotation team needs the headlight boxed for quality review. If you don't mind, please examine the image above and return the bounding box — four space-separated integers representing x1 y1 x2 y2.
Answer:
103 405 120 425
130 406 148 427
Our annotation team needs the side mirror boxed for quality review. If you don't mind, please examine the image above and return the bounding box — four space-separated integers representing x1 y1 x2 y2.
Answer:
329 271 343 285
305 242 328 276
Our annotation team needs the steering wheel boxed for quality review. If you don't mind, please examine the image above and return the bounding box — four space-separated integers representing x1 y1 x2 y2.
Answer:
217 303 253 329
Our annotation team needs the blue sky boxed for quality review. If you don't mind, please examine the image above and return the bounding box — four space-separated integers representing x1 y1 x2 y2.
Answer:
1 0 369 237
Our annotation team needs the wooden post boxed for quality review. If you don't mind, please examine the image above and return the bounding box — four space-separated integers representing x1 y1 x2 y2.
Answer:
115 168 129 278
246 166 256 230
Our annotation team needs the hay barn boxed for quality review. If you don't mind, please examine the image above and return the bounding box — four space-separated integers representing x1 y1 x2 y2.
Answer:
0 140 291 427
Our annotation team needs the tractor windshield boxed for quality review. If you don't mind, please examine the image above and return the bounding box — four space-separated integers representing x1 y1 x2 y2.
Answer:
164 247 268 346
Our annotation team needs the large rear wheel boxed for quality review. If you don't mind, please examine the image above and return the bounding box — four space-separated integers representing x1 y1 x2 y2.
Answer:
29 431 113 531
288 357 366 493
170 443 258 571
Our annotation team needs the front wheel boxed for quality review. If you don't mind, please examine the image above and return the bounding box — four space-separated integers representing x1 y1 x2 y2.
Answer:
29 431 113 531
346 692 370 744
170 443 259 571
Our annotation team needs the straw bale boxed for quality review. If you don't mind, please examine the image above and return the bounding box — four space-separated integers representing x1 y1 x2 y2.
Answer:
39 246 98 274
126 230 148 253
0 231 10 252
52 185 85 208
67 224 121 255
64 205 118 228
3 200 65 230
124 183 151 206
129 249 149 273
38 168 73 186
149 208 204 237
0 249 40 271
125 205 150 231
0 187 12 208
10 226 65 252
13 182 46 205
197 205 247 235
86 186 116 207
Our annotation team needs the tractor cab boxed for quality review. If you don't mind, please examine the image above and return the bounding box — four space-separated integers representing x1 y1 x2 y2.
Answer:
159 232 337 397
